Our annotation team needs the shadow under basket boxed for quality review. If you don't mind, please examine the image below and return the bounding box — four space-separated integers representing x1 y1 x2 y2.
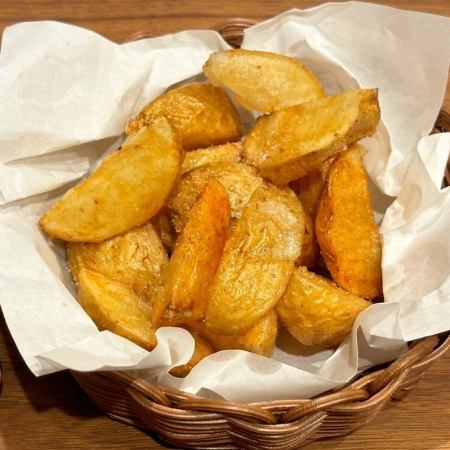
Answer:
72 19 450 450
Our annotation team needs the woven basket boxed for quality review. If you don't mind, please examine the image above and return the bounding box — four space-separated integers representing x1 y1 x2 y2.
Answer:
72 19 450 450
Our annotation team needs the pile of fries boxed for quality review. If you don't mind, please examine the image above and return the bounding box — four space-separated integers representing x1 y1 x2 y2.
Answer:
39 49 382 376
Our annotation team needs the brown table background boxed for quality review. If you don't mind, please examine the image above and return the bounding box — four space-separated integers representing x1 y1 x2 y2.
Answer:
0 1 449 449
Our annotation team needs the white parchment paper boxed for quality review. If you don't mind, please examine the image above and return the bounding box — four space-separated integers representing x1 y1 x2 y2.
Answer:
0 2 449 402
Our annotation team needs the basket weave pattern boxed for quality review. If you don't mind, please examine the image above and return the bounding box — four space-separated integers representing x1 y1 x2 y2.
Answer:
73 19 450 450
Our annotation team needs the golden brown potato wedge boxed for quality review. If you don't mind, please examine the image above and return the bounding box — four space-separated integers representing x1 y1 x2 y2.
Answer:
168 162 264 233
39 118 182 242
151 208 177 253
315 145 382 299
67 223 168 303
244 89 380 184
191 310 278 357
290 158 334 216
181 142 242 175
277 267 369 348
77 268 155 350
203 49 324 113
170 332 214 377
126 83 242 150
151 180 231 326
205 185 304 335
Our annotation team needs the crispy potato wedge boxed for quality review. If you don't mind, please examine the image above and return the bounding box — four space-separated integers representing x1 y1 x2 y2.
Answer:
290 158 334 216
151 208 177 253
277 267 369 347
169 162 264 233
67 223 168 303
151 180 231 326
315 145 382 298
244 89 380 184
170 332 214 377
39 118 181 242
182 142 242 175
205 185 304 335
203 49 324 113
126 83 242 150
77 269 155 350
191 310 278 357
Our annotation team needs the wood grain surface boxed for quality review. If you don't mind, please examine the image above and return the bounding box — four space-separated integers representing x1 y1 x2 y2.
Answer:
0 1 449 449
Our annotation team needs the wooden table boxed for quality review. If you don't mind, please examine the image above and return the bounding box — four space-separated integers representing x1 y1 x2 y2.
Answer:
0 1 449 449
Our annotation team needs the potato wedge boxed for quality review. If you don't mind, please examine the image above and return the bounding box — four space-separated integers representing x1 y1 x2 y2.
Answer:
151 180 231 326
39 118 181 242
315 145 382 298
170 332 214 377
182 142 242 175
203 49 324 113
77 268 155 350
151 208 177 253
205 185 304 335
290 158 334 216
191 310 278 357
126 83 242 150
67 223 168 303
277 267 369 347
169 162 264 233
244 89 380 184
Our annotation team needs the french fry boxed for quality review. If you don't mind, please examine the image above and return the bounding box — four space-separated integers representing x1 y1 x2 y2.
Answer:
40 118 181 242
67 223 167 303
126 83 242 150
277 267 369 347
203 49 324 112
315 145 382 298
244 89 380 184
151 180 231 326
205 185 304 335
169 162 264 233
77 269 156 350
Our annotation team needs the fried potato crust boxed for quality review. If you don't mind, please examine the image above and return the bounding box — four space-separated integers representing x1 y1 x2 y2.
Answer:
181 142 242 175
205 185 304 335
276 267 369 347
169 332 214 377
39 118 181 242
126 83 242 150
67 223 167 303
203 49 324 112
315 145 382 299
77 269 156 350
152 180 231 326
169 162 264 233
244 89 380 184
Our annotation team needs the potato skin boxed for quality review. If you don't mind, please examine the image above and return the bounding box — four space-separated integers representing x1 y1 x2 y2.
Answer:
315 145 382 299
205 185 304 335
152 180 231 326
77 269 156 350
151 208 177 253
170 332 214 377
67 223 167 303
126 83 242 150
276 267 369 348
181 142 242 175
168 162 264 233
203 49 324 113
39 118 182 242
243 89 380 185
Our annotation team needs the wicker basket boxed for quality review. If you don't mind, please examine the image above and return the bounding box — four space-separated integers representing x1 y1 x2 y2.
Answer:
73 19 450 450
